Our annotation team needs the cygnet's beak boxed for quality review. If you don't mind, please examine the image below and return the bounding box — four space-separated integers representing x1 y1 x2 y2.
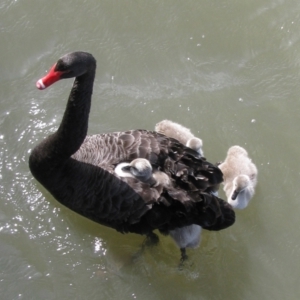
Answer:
231 190 240 200
121 165 131 173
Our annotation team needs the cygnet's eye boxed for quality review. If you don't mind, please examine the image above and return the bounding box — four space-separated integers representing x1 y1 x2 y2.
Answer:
130 167 139 176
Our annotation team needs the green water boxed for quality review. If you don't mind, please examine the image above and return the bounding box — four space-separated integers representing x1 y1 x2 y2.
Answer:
1 1 300 299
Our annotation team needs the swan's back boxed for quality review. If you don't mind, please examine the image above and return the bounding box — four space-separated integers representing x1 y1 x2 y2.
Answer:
69 129 233 231
72 129 213 188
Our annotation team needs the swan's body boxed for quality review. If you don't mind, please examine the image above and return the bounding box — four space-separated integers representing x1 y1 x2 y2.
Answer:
155 120 204 156
218 146 257 209
29 52 235 253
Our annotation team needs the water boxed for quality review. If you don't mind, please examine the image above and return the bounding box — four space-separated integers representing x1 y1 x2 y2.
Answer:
1 0 300 299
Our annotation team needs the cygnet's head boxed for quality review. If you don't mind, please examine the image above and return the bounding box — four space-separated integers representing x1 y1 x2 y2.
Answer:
186 138 203 155
115 158 171 188
231 175 250 200
122 158 153 183
227 145 248 157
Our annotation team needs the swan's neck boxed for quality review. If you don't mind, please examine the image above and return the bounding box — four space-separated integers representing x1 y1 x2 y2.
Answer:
57 72 95 156
30 69 96 177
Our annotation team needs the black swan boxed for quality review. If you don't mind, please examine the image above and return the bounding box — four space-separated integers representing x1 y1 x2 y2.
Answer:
29 51 235 253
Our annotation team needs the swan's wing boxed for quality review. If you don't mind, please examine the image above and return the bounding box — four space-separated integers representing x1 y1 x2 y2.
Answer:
73 129 222 189
72 130 163 166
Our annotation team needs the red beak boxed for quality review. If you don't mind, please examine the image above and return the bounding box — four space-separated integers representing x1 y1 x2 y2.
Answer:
36 63 64 90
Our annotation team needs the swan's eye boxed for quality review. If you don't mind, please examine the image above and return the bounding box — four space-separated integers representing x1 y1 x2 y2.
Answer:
55 59 73 73
55 59 65 71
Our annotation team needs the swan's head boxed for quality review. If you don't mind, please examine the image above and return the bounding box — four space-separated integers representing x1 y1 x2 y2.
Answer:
186 138 203 156
231 175 250 200
36 51 96 90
